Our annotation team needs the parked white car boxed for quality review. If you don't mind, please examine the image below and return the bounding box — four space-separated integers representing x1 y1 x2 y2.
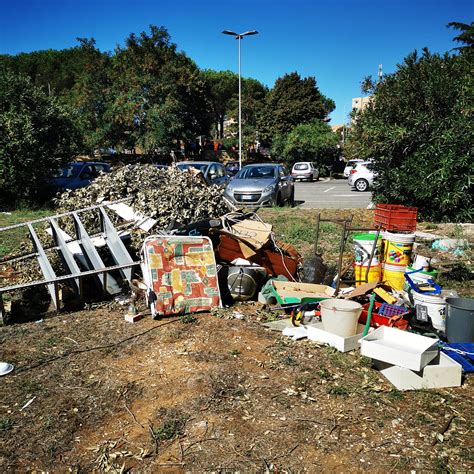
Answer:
347 161 376 192
291 162 319 181
343 159 364 178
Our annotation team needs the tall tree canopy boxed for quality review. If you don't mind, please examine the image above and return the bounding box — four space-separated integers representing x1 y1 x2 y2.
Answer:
448 21 474 50
108 25 212 153
346 44 473 222
258 72 335 144
201 70 238 139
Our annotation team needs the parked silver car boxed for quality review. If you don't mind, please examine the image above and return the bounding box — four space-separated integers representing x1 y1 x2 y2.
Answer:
224 163 294 207
175 161 229 186
291 161 319 181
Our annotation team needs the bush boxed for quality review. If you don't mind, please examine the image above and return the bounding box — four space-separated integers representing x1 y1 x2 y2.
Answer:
346 48 473 222
0 71 82 206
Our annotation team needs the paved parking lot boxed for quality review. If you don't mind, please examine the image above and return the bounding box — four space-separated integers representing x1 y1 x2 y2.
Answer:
294 178 372 209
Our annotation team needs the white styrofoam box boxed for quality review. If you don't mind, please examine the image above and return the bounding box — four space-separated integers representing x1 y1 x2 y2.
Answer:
374 352 462 390
359 326 439 371
307 322 366 352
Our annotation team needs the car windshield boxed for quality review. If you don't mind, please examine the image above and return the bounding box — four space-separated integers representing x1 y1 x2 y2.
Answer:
53 164 82 178
294 163 309 170
236 166 277 179
176 163 208 173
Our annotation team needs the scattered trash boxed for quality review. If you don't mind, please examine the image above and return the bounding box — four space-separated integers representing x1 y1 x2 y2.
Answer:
20 396 37 411
2 192 472 396
282 325 308 340
261 318 294 332
319 298 362 338
374 352 462 390
141 236 221 318
440 343 474 372
0 362 14 376
359 326 439 371
307 322 365 352
445 297 474 343
232 311 245 320
432 238 469 256
267 280 334 305
124 313 145 323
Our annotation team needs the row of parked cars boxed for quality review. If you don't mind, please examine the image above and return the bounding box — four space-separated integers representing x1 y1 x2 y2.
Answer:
50 160 323 208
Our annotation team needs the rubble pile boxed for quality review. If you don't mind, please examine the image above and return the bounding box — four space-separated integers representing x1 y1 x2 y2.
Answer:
55 165 230 229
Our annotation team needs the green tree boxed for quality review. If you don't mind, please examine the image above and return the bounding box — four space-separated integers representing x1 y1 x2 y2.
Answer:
108 25 212 153
258 72 335 144
69 38 114 152
272 120 339 168
448 21 474 50
0 71 82 205
346 46 473 222
201 69 238 139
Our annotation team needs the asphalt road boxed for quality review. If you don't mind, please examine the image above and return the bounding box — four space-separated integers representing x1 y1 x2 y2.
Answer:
294 178 372 209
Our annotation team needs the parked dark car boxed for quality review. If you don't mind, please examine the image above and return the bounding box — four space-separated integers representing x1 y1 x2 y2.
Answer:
225 161 240 177
50 161 111 191
175 161 229 186
224 163 294 207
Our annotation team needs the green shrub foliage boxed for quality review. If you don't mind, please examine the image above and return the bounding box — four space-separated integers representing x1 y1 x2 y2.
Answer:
347 48 473 222
0 71 82 204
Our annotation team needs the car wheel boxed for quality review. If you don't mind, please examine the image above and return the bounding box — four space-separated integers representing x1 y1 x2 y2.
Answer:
315 173 320 181
288 190 295 207
354 178 369 192
276 192 283 207
284 189 295 207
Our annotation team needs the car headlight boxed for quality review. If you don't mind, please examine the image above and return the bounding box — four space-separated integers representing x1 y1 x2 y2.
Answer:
225 184 233 192
263 184 275 193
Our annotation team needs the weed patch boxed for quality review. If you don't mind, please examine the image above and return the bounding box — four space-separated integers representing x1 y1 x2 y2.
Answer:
327 385 349 397
150 408 188 443
180 314 198 324
0 417 14 432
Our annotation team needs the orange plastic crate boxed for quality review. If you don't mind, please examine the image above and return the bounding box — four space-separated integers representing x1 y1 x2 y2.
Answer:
374 204 418 232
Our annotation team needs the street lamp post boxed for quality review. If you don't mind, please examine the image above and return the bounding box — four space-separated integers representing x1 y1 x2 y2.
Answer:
222 29 258 170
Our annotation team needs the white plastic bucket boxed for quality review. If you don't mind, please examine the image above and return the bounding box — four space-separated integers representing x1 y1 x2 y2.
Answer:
383 231 416 266
404 266 439 291
320 298 362 337
412 291 447 332
353 233 382 265
413 254 431 270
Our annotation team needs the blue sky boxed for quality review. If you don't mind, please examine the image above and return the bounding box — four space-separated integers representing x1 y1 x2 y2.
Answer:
1 0 472 124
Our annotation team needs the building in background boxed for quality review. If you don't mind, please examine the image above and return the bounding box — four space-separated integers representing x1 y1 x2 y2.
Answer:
351 96 373 114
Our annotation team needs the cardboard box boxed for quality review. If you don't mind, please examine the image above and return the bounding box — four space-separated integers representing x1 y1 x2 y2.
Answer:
271 280 335 305
374 352 462 390
307 322 366 352
359 326 439 371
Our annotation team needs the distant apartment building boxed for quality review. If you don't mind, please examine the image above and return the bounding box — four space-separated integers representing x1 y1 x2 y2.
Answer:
352 96 373 114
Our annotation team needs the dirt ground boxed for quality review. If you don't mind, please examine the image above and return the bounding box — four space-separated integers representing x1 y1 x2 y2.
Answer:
0 301 473 472
1 208 473 471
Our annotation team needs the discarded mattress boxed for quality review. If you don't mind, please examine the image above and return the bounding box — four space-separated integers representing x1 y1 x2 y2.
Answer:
142 236 221 317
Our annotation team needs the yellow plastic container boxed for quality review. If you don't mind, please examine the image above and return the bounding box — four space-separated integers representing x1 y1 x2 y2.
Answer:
383 232 415 266
383 263 407 291
354 263 381 287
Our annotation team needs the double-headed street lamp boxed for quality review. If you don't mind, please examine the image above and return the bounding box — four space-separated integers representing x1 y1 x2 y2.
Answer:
222 29 258 170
